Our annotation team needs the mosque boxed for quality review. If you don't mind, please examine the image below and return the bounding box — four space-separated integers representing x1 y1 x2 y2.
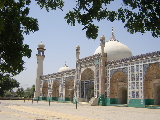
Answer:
34 28 160 108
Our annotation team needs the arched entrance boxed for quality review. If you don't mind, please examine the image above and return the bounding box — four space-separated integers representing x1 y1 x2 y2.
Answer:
154 85 160 105
65 79 74 101
118 87 127 104
144 63 160 105
80 68 94 102
52 80 59 101
42 82 48 98
110 71 127 104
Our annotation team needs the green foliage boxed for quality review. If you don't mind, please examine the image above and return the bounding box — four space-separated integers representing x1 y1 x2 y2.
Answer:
118 0 160 37
4 90 14 97
24 85 35 98
0 0 159 82
65 0 160 39
0 0 38 76
0 0 5 8
0 74 19 97
4 90 11 97
0 0 64 77
16 87 24 97
37 0 64 11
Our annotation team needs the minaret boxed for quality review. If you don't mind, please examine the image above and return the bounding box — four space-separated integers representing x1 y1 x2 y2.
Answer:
76 45 80 61
34 42 46 99
74 45 80 102
99 35 106 105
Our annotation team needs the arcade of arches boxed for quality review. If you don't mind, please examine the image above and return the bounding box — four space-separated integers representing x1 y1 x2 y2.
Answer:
144 63 160 105
36 30 160 108
110 71 128 104
80 68 94 101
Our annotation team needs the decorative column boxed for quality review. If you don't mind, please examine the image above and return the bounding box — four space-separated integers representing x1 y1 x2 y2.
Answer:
76 45 80 61
34 42 46 100
73 45 80 103
98 35 106 105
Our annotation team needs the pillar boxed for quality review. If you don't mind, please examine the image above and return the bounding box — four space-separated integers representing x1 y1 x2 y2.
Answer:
34 42 46 99
98 35 106 105
73 45 80 103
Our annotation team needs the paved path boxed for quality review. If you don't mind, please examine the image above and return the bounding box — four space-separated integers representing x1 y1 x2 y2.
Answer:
0 100 160 120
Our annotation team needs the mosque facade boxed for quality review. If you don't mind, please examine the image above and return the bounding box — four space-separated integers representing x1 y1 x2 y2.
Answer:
34 29 160 108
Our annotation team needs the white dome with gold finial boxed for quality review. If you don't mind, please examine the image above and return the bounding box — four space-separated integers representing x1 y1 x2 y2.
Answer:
58 62 71 72
94 28 132 61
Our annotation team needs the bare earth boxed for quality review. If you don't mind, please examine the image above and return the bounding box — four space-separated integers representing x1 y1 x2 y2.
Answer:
0 100 160 120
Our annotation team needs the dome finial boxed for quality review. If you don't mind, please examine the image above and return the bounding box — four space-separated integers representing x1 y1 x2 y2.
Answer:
64 61 68 67
112 27 114 36
58 61 70 72
110 27 117 41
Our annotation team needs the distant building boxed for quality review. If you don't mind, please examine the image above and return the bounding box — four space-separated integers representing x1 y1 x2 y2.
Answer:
35 28 160 107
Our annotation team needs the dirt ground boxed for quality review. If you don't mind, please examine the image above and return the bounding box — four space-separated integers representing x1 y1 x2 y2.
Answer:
0 100 160 120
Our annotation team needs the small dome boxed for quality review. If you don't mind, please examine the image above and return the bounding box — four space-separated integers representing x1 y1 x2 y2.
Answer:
94 28 132 61
38 42 45 48
58 62 71 72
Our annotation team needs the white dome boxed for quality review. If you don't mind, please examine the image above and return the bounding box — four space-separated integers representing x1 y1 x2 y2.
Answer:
58 64 71 72
94 35 132 61
38 42 45 48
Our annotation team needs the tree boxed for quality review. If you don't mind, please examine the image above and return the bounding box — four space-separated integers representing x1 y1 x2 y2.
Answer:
24 87 31 98
24 85 35 98
0 0 63 78
4 90 15 97
0 0 39 76
4 90 12 97
16 87 24 97
0 74 19 97
31 84 35 95
65 0 160 39
0 0 159 80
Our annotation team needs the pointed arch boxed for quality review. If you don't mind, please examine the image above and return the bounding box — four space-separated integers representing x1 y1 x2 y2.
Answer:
52 80 59 100
144 63 160 102
110 71 127 104
65 79 74 101
154 85 160 105
80 68 94 102
118 87 127 104
42 82 48 97
81 68 94 80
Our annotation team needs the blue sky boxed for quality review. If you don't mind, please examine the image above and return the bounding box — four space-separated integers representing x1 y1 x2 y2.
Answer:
14 1 160 89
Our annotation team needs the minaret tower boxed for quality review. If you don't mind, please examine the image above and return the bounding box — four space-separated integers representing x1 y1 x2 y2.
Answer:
76 45 80 61
99 35 106 105
35 42 46 99
74 45 80 102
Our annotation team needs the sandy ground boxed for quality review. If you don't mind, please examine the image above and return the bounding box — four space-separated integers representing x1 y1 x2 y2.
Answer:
0 100 160 120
